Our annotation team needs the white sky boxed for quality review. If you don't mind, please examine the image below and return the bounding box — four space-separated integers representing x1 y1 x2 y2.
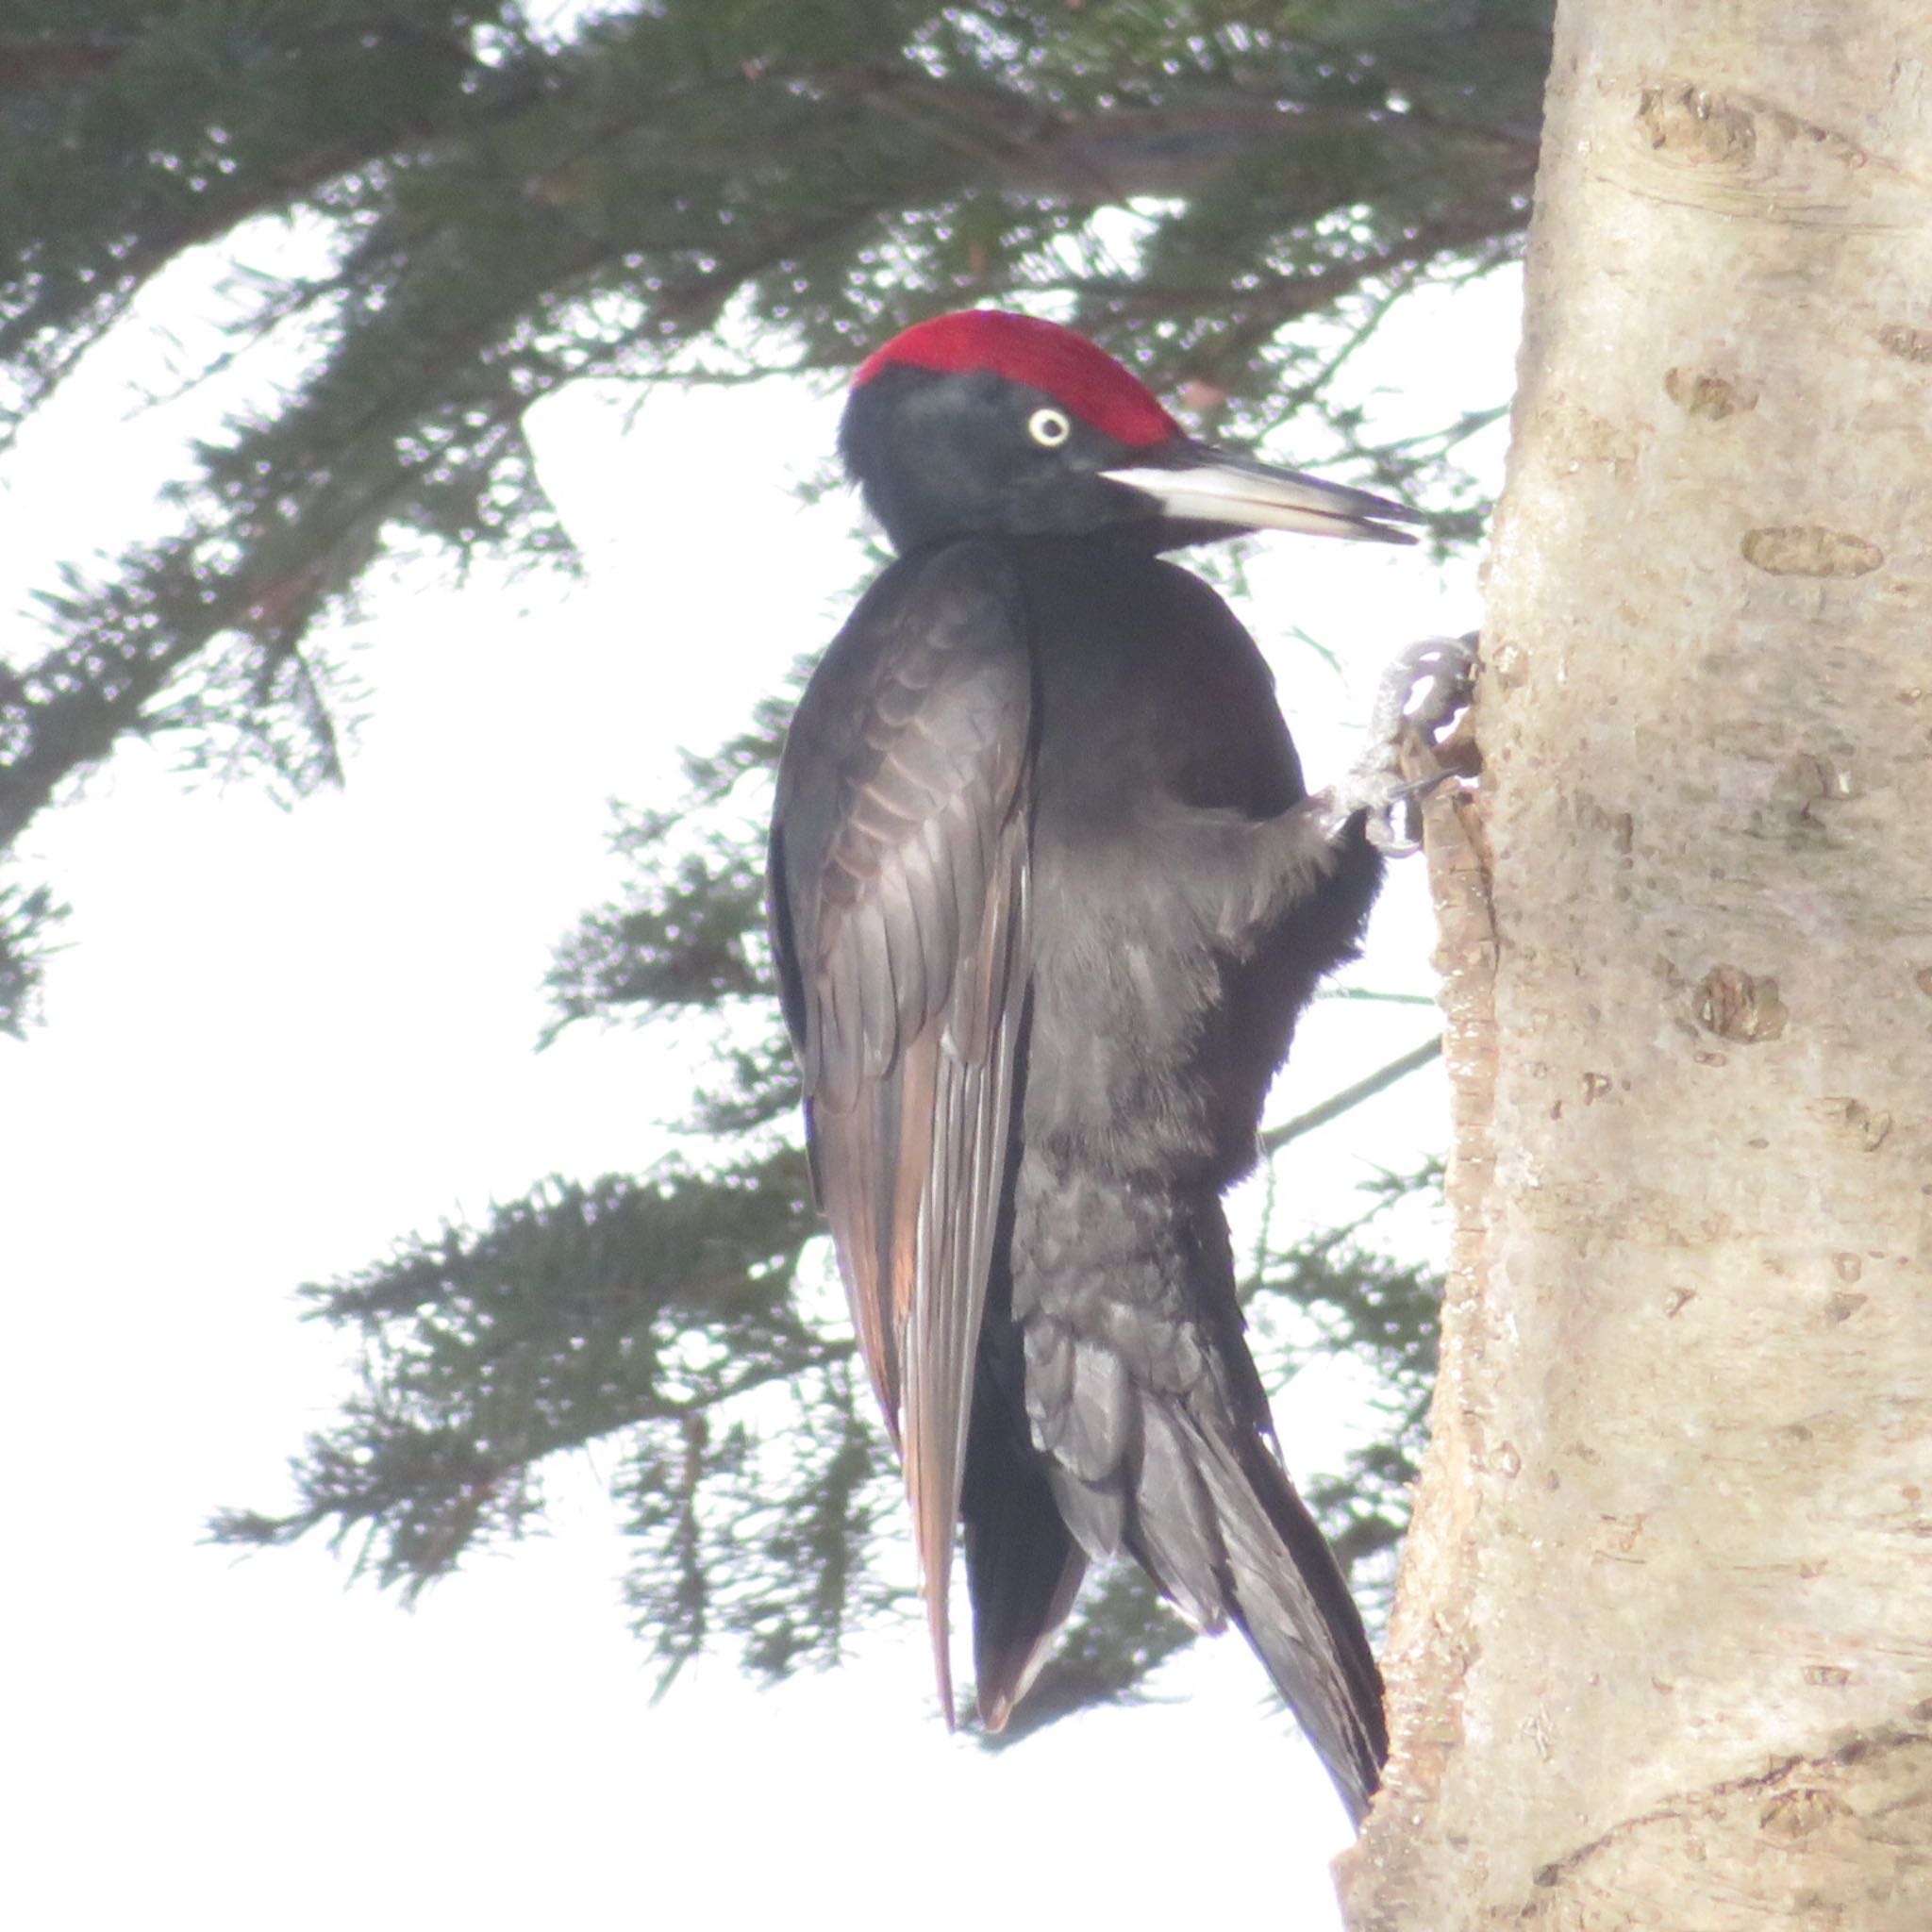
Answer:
1 239 1518 1929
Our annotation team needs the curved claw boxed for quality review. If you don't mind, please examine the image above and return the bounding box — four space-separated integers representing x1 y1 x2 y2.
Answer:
1365 772 1455 855
1337 632 1478 854
1365 631 1478 744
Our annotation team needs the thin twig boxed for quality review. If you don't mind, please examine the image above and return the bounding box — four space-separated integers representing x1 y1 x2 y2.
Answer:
1259 1034 1442 1157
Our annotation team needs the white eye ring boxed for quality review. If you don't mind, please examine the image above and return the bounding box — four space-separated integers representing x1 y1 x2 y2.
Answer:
1026 407 1072 448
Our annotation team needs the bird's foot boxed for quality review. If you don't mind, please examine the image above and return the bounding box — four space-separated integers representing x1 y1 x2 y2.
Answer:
1366 631 1478 744
1328 632 1477 854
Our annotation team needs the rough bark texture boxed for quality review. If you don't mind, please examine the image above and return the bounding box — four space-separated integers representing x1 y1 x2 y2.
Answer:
1342 5 1932 1926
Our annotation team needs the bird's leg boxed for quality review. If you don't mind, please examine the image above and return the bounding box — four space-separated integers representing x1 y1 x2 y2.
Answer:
1154 633 1475 946
1314 631 1477 854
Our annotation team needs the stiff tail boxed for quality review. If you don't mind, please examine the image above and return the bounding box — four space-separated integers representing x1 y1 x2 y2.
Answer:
1120 1387 1387 1824
1200 1424 1388 1824
998 1170 1388 1817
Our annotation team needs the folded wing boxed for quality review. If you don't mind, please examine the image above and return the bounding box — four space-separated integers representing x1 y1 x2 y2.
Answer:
769 541 1033 1712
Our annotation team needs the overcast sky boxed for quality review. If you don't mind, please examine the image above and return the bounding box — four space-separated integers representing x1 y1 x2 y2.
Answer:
2 234 1517 1929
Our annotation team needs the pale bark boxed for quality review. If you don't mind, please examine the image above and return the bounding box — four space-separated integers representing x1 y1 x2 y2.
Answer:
1342 5 1932 1927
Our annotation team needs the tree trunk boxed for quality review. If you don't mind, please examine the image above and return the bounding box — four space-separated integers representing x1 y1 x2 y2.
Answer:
1342 4 1932 1926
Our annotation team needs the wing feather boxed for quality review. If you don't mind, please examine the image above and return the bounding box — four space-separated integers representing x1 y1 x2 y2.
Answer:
769 543 1032 1714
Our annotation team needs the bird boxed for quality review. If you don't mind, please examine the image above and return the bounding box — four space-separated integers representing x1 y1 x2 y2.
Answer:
766 308 1469 1824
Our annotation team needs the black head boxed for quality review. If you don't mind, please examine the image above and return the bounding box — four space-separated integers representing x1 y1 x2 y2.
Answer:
840 310 1422 556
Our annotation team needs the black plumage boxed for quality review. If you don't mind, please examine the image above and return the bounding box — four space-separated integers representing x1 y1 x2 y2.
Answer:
768 310 1454 1824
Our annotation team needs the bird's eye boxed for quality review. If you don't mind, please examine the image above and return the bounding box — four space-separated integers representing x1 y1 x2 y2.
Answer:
1026 408 1072 449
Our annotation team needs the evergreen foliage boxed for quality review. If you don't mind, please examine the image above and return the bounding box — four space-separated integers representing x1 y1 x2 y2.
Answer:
2 1 1542 1018
7 4 1543 1725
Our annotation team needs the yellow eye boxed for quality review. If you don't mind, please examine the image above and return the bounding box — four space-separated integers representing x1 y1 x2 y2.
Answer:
1027 407 1072 448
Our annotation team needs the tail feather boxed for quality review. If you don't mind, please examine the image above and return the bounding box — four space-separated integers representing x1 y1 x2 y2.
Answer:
998 1171 1386 1818
1199 1423 1387 1824
1122 1397 1227 1634
1071 1382 1386 1824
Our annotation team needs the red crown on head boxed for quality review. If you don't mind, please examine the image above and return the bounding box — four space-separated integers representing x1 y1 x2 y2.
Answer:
853 310 1179 451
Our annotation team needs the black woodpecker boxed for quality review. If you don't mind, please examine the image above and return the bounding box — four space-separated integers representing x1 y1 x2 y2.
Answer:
766 309 1471 1825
